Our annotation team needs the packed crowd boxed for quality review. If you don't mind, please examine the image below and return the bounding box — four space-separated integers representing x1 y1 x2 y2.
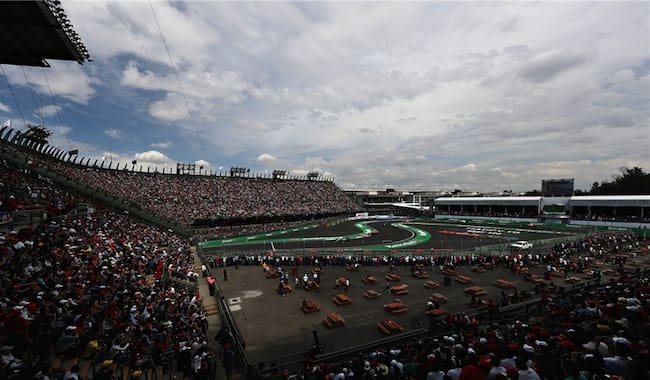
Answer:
50 164 357 228
0 207 213 380
0 159 77 217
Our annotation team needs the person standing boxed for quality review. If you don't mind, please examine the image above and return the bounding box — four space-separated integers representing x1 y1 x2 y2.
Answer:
222 347 235 380
223 269 228 282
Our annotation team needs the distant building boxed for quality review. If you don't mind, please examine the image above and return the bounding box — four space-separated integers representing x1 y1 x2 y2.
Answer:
433 195 650 227
541 178 574 197
345 189 444 215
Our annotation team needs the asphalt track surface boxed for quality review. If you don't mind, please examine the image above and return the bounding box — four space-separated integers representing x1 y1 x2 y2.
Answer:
201 219 576 253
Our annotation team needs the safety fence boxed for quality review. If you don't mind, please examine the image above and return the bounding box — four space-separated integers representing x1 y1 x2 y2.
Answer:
197 247 251 379
0 207 45 232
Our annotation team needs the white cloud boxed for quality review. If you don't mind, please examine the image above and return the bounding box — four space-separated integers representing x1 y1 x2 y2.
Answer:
121 61 252 103
134 150 171 163
50 126 71 137
519 49 595 83
430 163 478 177
36 105 62 118
257 153 277 163
194 159 211 168
2 63 99 105
104 129 123 139
65 1 220 67
0 102 9 113
151 141 173 149
148 94 190 122
457 163 477 172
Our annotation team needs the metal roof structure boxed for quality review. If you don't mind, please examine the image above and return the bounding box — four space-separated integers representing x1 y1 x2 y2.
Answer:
434 195 650 208
570 195 650 207
0 0 91 67
434 196 542 206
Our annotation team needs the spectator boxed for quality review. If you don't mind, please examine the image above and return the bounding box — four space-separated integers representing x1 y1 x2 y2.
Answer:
62 364 80 380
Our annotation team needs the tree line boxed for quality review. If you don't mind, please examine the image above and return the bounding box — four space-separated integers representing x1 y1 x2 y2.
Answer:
585 166 650 195
523 166 649 196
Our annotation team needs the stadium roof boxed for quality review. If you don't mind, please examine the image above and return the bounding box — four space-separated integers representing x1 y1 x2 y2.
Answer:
0 0 91 67
433 195 650 207
570 195 650 207
434 196 542 206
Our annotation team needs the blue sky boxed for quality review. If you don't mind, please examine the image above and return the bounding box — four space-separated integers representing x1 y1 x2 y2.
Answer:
0 1 648 192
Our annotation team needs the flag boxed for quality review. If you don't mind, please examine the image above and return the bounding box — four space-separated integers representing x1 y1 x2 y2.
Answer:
1 119 10 128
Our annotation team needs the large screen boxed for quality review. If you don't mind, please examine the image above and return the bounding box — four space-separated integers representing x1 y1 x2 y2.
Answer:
541 179 574 196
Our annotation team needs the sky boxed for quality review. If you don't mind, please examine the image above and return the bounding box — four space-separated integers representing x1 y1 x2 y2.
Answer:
0 1 648 192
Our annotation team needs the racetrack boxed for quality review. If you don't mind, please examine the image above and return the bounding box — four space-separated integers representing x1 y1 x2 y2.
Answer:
199 218 578 253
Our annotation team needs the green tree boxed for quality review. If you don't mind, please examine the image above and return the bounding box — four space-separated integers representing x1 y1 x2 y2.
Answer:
590 166 650 195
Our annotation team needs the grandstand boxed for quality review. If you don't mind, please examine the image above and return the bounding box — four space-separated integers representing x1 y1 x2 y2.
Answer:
0 127 359 233
434 195 650 228
346 189 441 215
434 196 541 220
348 189 650 229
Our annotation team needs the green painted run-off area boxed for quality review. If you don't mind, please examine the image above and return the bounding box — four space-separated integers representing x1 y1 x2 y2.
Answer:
198 221 431 252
